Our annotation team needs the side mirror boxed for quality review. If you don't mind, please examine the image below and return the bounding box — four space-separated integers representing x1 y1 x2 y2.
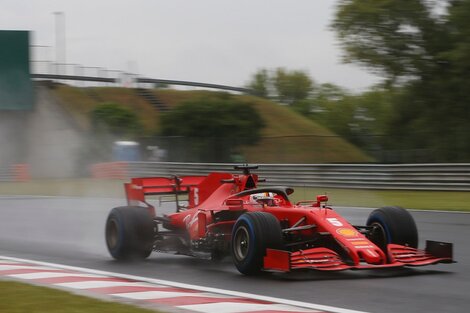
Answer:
225 199 244 210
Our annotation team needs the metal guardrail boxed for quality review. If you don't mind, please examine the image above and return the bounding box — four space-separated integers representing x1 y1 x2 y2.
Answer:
31 73 115 83
137 78 251 93
31 73 252 93
30 49 252 93
120 162 470 191
0 164 31 182
0 167 11 182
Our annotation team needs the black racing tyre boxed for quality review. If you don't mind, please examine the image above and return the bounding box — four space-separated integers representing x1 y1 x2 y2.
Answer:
366 206 418 251
231 212 283 275
105 206 154 260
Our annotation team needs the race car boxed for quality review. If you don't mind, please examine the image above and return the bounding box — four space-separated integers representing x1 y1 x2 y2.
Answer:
105 165 454 275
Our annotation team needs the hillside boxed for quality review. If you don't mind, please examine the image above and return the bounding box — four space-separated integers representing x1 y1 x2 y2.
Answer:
52 85 372 163
52 85 159 135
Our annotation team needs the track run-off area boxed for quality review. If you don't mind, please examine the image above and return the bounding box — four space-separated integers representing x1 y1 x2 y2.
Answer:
0 196 468 313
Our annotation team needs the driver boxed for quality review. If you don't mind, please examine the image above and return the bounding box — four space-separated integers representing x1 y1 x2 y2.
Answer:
250 192 276 207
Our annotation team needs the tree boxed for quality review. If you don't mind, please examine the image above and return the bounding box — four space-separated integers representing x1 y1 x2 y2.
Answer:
311 83 347 109
246 69 269 97
273 68 314 105
91 102 143 139
159 94 265 162
332 0 470 161
332 0 445 86
246 68 315 105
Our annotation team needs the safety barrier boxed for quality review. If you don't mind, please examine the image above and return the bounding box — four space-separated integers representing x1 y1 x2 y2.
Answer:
90 162 129 179
0 164 31 182
90 162 470 191
31 73 251 93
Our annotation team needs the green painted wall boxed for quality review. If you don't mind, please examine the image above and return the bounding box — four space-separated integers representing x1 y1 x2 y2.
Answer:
0 30 34 110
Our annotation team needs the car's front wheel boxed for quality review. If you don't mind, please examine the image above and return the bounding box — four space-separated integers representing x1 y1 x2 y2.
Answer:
231 212 283 275
366 206 418 251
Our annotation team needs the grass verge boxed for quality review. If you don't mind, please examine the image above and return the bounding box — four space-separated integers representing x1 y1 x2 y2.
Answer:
0 280 157 313
0 179 125 198
291 187 470 211
1 179 469 211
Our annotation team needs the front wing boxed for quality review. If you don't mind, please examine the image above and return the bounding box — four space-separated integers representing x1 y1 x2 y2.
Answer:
263 240 454 272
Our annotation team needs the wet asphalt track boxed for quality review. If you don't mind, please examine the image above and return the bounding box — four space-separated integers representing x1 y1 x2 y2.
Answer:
0 196 468 313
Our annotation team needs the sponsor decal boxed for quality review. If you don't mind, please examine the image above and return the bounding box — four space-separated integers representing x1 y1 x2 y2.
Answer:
336 228 359 237
366 249 379 257
351 241 370 246
193 187 199 205
326 217 343 227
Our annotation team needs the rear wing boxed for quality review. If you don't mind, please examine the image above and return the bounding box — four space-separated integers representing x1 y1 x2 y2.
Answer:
124 171 251 209
125 176 206 207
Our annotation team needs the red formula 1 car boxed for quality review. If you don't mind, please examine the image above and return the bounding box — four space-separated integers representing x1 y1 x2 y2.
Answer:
105 165 453 275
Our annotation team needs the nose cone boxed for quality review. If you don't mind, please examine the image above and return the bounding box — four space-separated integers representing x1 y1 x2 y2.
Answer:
359 248 383 264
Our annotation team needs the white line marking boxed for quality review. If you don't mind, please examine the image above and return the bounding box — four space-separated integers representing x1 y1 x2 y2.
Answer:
55 281 155 289
112 290 207 300
0 255 368 313
180 302 319 313
113 291 236 300
0 265 57 271
0 260 22 264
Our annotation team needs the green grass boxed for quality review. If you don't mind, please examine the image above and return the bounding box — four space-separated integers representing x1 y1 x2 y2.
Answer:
236 95 372 163
0 179 125 198
290 187 470 211
0 281 157 313
1 179 469 211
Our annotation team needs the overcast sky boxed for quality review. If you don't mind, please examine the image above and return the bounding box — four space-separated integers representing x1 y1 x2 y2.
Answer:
1 0 380 91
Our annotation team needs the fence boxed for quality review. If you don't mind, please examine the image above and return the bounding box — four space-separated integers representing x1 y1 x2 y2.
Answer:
30 60 251 92
0 164 31 182
90 162 470 191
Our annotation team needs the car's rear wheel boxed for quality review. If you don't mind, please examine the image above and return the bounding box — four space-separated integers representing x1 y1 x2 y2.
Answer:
105 206 154 260
366 206 418 251
231 212 283 275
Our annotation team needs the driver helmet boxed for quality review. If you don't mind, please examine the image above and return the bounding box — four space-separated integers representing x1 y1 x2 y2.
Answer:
250 192 275 206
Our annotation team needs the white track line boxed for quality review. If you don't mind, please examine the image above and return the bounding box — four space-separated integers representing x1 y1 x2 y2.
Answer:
0 255 368 313
0 260 22 264
112 290 216 300
180 302 318 313
0 264 57 271
55 280 155 289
